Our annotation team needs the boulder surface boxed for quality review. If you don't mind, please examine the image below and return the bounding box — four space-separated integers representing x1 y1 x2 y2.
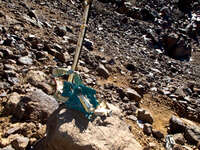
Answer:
35 105 142 150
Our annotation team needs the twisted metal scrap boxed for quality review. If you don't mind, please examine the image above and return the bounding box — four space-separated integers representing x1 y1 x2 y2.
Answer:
165 135 175 150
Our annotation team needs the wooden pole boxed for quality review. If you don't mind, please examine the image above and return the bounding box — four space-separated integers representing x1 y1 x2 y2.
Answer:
68 0 92 82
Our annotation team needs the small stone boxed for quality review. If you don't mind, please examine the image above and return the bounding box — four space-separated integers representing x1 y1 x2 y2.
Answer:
6 126 21 136
143 123 152 136
137 109 154 124
18 56 33 65
127 115 137 122
152 129 164 140
83 39 93 51
173 133 185 145
97 63 110 79
126 88 141 102
5 92 21 115
0 48 13 58
54 26 66 37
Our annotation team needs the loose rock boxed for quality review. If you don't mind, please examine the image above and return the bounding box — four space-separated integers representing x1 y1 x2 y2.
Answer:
137 109 154 124
18 56 33 65
96 63 110 79
152 129 164 140
143 123 152 136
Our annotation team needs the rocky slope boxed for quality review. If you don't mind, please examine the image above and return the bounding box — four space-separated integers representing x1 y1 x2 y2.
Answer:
0 0 200 149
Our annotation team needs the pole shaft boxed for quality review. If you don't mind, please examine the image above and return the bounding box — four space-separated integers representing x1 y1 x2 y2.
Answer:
68 0 92 82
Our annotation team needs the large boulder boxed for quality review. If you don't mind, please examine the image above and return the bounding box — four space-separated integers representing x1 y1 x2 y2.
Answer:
35 105 143 150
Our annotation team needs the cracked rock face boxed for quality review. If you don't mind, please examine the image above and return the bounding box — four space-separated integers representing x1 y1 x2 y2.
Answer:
35 105 142 150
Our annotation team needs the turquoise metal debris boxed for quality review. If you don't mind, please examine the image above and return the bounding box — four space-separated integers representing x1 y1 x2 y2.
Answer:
54 70 99 119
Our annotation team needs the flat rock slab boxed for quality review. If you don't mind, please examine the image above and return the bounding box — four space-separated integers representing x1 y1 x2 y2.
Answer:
36 105 142 150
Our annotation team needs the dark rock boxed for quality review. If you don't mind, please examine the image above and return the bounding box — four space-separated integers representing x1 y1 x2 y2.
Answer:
169 116 186 133
15 89 59 123
125 63 136 71
152 129 164 140
54 26 66 37
3 38 14 46
173 133 185 145
18 56 33 65
125 88 141 102
96 63 110 79
184 126 200 145
0 48 14 58
137 109 154 124
83 39 93 51
162 33 191 60
143 123 152 136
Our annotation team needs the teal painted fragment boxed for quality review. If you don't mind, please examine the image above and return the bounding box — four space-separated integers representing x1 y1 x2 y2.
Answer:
58 70 99 119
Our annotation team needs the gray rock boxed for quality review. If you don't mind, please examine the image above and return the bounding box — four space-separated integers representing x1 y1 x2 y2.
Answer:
36 105 143 150
137 109 154 124
173 133 185 145
97 64 110 79
152 129 164 140
15 89 59 123
18 56 33 65
169 115 186 133
127 115 137 122
143 123 152 136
